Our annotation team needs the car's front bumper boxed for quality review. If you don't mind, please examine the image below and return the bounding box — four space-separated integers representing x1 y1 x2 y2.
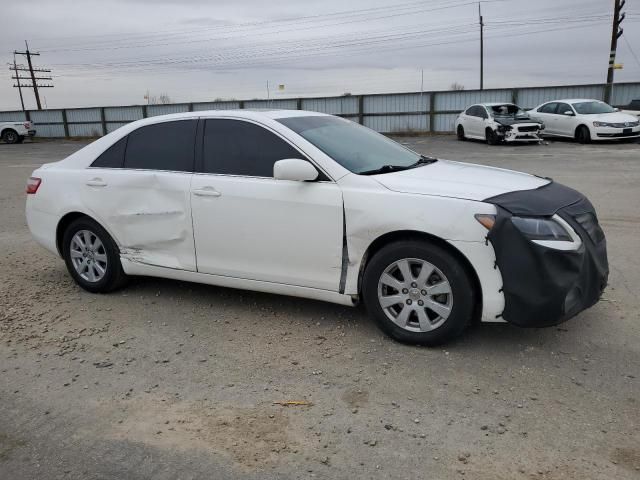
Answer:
484 182 608 327
595 125 640 139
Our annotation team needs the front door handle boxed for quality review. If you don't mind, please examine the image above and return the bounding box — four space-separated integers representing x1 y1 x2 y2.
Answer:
192 187 221 197
86 178 107 187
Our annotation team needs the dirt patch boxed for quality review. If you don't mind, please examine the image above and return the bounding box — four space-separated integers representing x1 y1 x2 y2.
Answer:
105 398 301 470
612 447 640 472
341 388 369 409
0 432 26 463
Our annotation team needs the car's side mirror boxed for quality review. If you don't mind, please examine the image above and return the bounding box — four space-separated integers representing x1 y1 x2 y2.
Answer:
273 159 319 182
563 110 575 116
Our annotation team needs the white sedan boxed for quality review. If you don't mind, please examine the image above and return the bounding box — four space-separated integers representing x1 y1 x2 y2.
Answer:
25 110 609 345
531 99 640 143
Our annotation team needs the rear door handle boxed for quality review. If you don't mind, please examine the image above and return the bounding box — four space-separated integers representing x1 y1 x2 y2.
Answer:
192 187 221 197
86 178 107 187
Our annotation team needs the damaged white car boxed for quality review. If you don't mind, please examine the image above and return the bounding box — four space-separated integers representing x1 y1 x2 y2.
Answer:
455 103 544 144
26 111 608 345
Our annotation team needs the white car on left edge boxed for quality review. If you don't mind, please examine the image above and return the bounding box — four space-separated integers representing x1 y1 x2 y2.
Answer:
26 110 608 346
1 120 36 144
530 99 640 143
455 103 544 145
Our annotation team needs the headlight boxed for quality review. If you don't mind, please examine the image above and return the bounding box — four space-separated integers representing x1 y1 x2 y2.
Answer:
475 214 581 250
593 121 615 127
511 216 571 241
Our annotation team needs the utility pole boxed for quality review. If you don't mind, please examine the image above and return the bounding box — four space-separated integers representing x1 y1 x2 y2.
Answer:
604 0 625 104
12 54 25 112
479 2 484 90
10 40 53 110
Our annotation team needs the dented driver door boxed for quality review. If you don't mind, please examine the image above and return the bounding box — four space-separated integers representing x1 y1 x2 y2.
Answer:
81 119 198 271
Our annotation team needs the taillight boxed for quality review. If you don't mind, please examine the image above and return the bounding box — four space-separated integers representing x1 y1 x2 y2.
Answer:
23 122 31 129
26 177 41 194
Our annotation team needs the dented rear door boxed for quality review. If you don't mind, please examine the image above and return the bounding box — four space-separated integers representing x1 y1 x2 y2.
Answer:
81 119 198 271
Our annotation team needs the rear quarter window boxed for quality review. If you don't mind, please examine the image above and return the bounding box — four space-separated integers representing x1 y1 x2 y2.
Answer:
91 137 127 168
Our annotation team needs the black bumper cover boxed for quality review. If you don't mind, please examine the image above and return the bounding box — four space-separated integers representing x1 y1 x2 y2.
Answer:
484 182 609 327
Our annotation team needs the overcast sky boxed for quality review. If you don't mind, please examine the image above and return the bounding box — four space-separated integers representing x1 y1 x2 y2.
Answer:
2 0 639 110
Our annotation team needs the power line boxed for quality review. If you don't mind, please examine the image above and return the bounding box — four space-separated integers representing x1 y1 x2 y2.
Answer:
622 34 640 69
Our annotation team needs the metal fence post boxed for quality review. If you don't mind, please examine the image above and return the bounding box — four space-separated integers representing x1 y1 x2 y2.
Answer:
187 103 193 112
61 109 70 138
239 100 245 109
296 98 302 110
142 105 147 118
512 89 519 105
429 92 436 133
100 107 107 136
358 96 364 124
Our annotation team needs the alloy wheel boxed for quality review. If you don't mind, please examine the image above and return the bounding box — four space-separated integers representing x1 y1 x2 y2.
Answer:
69 229 108 282
377 258 453 332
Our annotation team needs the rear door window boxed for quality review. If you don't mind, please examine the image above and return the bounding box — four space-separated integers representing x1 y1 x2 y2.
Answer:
124 120 197 172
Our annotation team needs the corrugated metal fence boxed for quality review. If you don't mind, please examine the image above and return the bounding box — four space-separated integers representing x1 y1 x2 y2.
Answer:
1 82 639 137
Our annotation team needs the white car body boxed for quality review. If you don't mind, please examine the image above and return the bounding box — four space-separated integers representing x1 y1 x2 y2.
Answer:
454 103 543 144
25 110 608 344
1 120 35 144
531 99 640 142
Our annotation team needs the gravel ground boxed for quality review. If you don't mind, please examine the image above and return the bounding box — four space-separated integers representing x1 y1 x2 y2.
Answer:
1 136 639 480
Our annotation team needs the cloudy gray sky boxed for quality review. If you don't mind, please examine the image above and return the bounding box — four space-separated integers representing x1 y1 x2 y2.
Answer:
2 0 639 110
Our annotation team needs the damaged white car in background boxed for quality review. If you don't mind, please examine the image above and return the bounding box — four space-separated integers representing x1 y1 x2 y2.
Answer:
455 103 544 145
25 110 608 346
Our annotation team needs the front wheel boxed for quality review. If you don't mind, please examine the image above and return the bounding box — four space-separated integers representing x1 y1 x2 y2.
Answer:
62 217 128 293
362 240 475 346
456 125 466 141
486 128 501 145
575 125 591 144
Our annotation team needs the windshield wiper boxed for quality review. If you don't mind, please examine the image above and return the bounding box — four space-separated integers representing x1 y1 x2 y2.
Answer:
409 155 438 168
359 164 410 175
358 156 437 175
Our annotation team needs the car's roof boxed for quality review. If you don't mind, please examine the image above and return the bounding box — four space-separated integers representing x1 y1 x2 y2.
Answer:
478 102 517 107
541 99 601 104
140 109 329 122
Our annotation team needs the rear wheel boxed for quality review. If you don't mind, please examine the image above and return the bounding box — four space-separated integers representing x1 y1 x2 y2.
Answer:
456 125 466 141
362 240 475 346
2 129 19 144
62 217 128 293
575 125 591 144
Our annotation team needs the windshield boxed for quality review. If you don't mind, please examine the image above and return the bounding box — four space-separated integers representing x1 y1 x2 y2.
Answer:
490 104 528 117
277 116 421 174
572 101 616 115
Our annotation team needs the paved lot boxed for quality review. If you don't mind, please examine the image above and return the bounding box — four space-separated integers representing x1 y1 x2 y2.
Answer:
1 136 639 480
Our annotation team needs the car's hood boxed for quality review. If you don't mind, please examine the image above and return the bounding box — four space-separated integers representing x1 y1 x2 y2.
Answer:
582 112 639 123
371 159 549 201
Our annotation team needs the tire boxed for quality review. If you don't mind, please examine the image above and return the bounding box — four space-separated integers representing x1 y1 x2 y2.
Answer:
485 128 501 145
62 217 128 293
362 240 475 346
2 129 19 144
575 125 591 144
456 125 466 141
